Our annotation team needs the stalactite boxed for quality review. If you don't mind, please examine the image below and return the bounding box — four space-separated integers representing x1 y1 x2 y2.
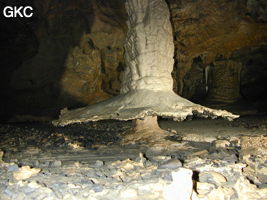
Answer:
205 65 211 92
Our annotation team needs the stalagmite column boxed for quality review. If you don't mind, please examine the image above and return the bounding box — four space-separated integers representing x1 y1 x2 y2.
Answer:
121 0 174 93
53 0 238 143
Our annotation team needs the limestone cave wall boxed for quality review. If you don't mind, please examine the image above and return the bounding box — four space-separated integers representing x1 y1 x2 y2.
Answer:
168 0 267 106
1 0 267 120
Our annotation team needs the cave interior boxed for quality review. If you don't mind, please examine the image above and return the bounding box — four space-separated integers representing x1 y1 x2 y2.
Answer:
0 0 267 199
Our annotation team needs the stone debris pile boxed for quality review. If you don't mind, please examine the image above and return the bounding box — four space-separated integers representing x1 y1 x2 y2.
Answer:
1 138 267 200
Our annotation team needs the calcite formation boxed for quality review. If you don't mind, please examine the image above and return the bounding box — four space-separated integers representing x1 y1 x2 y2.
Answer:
53 0 238 127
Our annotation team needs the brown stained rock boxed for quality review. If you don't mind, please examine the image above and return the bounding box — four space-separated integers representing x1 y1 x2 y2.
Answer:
190 150 209 157
57 1 126 103
60 34 110 104
7 0 126 119
121 116 175 145
170 0 267 64
0 150 4 164
240 135 267 156
169 0 267 100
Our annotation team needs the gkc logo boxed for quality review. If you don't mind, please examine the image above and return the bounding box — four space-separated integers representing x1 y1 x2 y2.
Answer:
3 6 33 18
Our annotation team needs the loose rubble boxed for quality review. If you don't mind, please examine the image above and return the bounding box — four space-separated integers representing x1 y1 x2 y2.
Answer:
0 117 266 199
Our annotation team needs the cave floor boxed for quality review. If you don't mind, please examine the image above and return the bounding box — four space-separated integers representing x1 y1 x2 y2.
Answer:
0 115 267 199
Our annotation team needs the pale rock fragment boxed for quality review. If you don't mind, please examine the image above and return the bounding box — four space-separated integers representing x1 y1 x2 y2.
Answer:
50 160 62 167
158 159 182 169
28 181 41 189
199 171 227 187
119 188 138 199
213 140 230 148
13 166 41 180
135 152 147 166
196 182 215 195
164 168 193 200
182 134 216 143
199 187 235 200
95 160 104 167
233 176 267 200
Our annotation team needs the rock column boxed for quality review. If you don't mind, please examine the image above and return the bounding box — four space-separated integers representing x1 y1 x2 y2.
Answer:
121 0 174 93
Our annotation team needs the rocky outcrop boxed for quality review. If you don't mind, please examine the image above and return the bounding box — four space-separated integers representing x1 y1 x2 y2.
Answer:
60 34 108 104
3 0 127 119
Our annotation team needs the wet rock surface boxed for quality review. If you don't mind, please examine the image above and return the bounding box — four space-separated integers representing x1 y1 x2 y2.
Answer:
0 116 267 199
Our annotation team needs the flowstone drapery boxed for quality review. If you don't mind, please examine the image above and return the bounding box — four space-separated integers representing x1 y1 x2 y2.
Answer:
53 0 238 143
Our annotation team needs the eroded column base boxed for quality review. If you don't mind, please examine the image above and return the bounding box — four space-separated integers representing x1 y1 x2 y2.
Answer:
120 116 176 146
